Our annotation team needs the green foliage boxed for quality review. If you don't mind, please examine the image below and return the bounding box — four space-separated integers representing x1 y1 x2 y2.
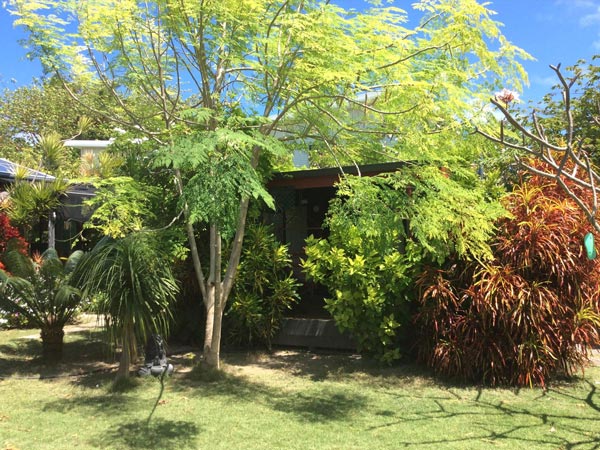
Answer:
8 0 531 367
73 233 179 364
5 178 67 228
8 0 530 166
226 223 299 350
303 165 504 362
415 160 600 386
0 78 114 176
83 177 159 238
80 151 125 178
156 123 284 239
4 176 68 248
0 248 83 358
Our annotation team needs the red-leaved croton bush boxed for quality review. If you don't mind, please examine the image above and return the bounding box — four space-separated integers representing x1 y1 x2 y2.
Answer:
0 212 28 256
415 160 600 387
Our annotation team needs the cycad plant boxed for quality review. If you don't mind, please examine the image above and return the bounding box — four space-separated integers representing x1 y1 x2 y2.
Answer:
0 247 83 360
73 233 178 379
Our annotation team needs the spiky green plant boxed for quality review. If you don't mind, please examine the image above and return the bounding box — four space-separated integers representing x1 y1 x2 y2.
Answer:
5 176 68 247
227 222 298 350
73 233 178 379
0 247 83 360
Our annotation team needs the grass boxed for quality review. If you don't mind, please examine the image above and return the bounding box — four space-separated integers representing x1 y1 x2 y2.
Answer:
0 325 599 450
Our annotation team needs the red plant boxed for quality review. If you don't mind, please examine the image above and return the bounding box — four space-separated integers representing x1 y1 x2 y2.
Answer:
415 161 600 386
0 213 28 255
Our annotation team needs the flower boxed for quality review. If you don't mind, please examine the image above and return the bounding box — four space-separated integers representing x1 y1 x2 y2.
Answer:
495 88 520 105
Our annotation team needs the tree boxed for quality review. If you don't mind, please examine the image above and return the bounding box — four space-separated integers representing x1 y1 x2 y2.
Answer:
477 59 600 232
73 233 178 379
0 78 113 176
533 57 600 164
3 171 69 249
0 247 83 361
8 0 528 368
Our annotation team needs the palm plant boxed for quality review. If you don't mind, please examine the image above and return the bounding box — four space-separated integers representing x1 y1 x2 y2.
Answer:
5 175 68 247
73 233 178 379
0 247 84 360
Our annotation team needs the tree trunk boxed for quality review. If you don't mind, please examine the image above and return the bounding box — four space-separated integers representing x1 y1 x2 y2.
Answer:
117 320 134 379
206 297 225 369
41 325 64 362
202 199 251 368
203 285 216 360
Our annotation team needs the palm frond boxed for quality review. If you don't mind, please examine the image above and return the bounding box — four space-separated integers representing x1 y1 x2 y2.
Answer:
74 233 178 346
2 250 35 280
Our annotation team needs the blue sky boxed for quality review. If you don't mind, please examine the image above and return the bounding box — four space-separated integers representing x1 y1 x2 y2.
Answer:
0 0 598 104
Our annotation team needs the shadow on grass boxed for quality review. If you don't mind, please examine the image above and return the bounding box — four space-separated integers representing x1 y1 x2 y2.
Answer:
221 348 439 386
39 373 201 448
96 418 200 450
172 355 599 447
0 329 115 380
367 378 600 448
176 362 368 423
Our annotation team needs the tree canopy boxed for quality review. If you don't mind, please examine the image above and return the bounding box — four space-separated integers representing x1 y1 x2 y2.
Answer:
0 78 113 173
8 0 529 160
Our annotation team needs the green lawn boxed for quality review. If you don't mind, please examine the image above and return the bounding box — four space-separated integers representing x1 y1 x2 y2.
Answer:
0 326 599 450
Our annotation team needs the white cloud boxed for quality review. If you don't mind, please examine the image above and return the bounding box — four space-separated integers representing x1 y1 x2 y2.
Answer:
581 6 600 25
555 0 598 8
554 0 600 26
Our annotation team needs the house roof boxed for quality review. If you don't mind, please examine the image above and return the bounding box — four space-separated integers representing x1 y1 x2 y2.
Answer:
63 139 114 149
0 158 57 183
0 159 96 222
268 161 406 190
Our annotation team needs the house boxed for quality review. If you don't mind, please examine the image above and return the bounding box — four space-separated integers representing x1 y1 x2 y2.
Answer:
63 139 114 160
0 158 95 255
266 161 405 350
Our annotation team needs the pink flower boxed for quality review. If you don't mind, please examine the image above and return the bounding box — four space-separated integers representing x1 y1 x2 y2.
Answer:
495 88 520 105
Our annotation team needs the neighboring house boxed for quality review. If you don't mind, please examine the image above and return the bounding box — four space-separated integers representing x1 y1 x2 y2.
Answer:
267 161 404 286
63 139 114 160
42 139 404 349
0 158 95 256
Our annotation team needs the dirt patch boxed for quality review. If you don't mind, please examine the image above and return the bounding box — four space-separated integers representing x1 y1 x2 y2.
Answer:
8 319 600 382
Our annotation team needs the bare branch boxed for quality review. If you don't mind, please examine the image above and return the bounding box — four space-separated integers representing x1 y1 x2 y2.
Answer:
480 64 600 232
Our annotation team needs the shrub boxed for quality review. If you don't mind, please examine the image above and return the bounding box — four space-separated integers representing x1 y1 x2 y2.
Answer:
0 213 28 255
303 166 503 363
0 219 32 329
226 223 298 350
415 163 600 386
